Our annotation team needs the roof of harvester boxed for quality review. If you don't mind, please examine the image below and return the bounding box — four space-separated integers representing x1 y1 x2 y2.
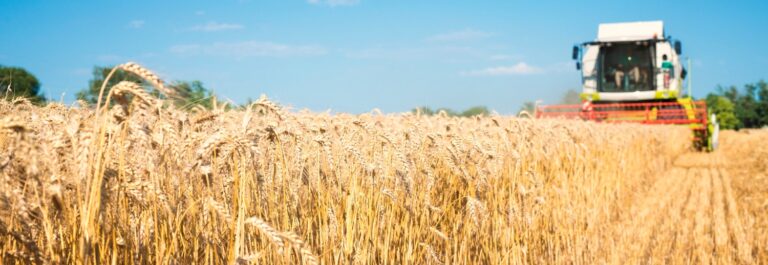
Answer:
597 21 664 42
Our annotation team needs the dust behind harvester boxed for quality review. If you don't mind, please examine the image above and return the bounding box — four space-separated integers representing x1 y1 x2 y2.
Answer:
536 21 718 151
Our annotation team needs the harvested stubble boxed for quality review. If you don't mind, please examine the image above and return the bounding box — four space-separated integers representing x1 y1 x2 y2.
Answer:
0 63 696 264
720 129 768 263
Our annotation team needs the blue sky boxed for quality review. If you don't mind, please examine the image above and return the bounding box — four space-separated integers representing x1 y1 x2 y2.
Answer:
1 1 766 114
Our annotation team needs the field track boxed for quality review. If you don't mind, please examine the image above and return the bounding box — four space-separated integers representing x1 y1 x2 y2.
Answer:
609 152 755 264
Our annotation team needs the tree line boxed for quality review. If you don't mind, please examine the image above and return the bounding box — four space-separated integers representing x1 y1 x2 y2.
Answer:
411 106 490 117
412 90 582 118
1 64 220 109
1 64 766 128
705 81 768 129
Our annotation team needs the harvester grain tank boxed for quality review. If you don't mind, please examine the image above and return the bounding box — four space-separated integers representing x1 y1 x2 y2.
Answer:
536 21 718 151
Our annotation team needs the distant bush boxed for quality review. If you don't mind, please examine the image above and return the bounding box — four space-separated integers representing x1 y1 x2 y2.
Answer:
412 105 490 117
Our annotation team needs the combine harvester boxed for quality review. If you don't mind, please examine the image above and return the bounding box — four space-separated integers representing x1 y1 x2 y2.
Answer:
536 21 718 151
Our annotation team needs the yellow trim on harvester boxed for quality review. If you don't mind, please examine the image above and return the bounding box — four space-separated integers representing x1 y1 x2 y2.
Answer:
676 97 701 129
654 90 679 99
579 93 600 101
649 107 658 120
579 90 679 102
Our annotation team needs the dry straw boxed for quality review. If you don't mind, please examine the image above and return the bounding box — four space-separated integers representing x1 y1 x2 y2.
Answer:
0 61 765 264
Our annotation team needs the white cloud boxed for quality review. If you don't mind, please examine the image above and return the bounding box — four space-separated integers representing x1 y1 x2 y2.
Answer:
188 21 244 32
308 0 360 6
427 29 493 42
462 62 543 76
195 10 206 16
170 41 327 58
128 20 145 29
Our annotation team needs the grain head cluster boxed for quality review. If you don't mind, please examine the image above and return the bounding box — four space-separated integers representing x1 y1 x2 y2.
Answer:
0 63 698 264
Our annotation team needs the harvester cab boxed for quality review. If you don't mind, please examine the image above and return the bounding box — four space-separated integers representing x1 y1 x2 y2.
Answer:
537 21 718 151
575 21 685 102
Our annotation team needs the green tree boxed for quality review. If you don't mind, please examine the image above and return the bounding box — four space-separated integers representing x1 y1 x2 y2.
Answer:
739 83 761 128
756 80 768 126
460 106 490 117
712 80 768 129
77 65 219 110
410 106 489 117
240 97 255 109
436 108 459 116
519 101 536 115
76 66 145 104
560 89 581 104
0 65 46 104
705 94 739 129
171 80 215 109
412 106 435 116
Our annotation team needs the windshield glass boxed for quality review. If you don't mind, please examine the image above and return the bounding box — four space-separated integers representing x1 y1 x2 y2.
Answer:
598 43 654 92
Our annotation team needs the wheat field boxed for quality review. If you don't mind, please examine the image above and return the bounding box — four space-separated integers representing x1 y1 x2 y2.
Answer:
0 63 766 264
